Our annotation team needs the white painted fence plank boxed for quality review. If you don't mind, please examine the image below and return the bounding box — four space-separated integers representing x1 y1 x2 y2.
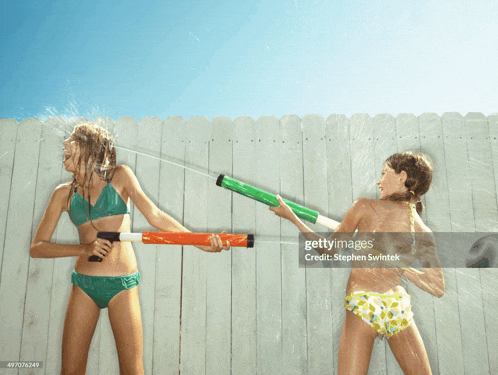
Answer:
254 116 283 374
180 116 210 374
0 119 42 364
349 113 387 375
302 114 334 374
153 116 185 374
480 268 498 375
205 116 233 375
132 116 163 375
231 116 257 375
465 113 498 231
326 114 354 375
280 115 308 375
0 116 20 370
460 112 495 374
0 119 18 279
420 112 464 375
481 113 498 374
20 118 64 375
440 112 478 375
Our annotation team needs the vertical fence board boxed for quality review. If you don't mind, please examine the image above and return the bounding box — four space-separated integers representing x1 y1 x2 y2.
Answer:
326 114 354 375
205 117 233 374
0 118 18 373
231 116 258 375
180 116 210 374
20 118 65 374
254 116 282 374
0 119 42 364
480 266 498 375
462 113 495 374
302 115 334 374
153 116 185 374
349 114 388 375
419 112 464 375
443 112 485 375
280 115 308 375
325 114 354 218
465 113 498 231
438 112 473 375
481 113 498 374
133 117 163 374
0 119 18 281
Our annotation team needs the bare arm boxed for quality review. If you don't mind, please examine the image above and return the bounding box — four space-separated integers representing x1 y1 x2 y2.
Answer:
270 195 366 256
402 232 445 297
30 184 111 259
118 165 229 252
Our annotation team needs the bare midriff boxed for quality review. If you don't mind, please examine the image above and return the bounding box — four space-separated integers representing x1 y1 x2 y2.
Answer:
73 214 138 276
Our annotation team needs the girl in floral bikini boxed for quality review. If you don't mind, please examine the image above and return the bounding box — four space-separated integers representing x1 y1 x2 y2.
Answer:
31 122 230 375
271 152 444 375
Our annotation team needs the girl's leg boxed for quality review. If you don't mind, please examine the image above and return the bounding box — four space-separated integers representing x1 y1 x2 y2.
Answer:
108 287 144 375
61 285 101 375
338 310 378 375
387 320 432 375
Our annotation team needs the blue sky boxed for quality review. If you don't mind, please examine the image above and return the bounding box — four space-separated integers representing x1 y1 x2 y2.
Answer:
1 0 497 121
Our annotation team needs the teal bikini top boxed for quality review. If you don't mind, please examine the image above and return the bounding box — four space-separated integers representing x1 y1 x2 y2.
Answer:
68 183 130 227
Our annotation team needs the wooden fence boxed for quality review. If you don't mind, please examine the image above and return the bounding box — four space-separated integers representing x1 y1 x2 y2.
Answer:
0 113 497 374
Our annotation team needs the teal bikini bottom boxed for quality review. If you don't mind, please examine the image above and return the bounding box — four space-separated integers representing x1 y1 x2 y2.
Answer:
71 270 140 308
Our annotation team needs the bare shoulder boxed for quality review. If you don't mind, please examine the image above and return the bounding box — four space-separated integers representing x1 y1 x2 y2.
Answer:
115 164 133 174
112 164 134 183
353 198 376 215
53 182 72 199
335 198 375 232
367 198 392 210
51 182 72 211
111 165 138 197
347 198 375 224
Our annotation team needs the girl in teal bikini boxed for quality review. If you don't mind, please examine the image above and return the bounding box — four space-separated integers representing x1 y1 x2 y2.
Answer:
30 123 230 375
271 152 445 375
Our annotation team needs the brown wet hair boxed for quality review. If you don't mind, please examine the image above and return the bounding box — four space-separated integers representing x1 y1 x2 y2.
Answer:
383 152 433 215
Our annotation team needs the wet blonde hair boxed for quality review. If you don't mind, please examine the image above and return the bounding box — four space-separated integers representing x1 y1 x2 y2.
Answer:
67 122 117 225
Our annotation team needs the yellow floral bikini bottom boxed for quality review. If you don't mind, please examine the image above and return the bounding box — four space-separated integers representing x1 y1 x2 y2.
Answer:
344 291 414 339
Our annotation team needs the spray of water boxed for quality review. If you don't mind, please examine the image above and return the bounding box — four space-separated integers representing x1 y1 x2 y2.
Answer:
112 145 302 246
114 145 217 180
